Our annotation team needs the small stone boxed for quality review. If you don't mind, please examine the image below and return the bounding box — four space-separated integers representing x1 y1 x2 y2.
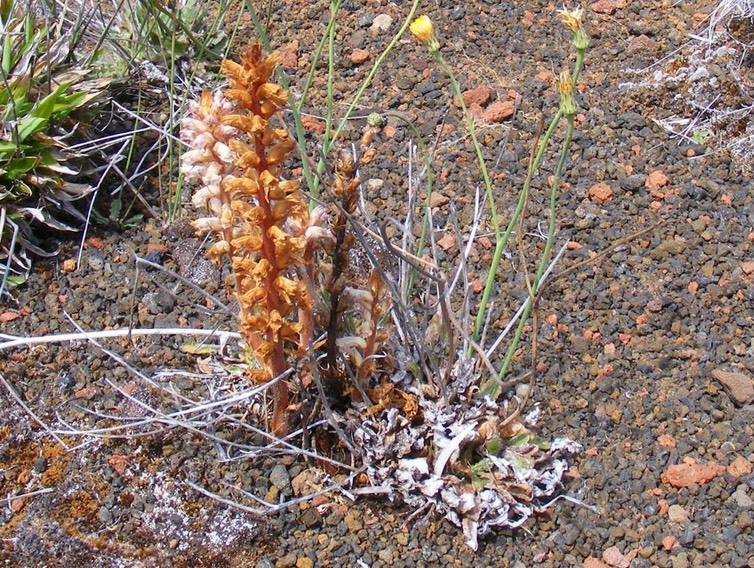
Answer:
279 41 299 68
468 102 485 119
732 489 754 509
344 511 362 532
736 511 753 529
350 48 370 65
455 85 491 107
437 234 456 251
430 192 449 208
620 174 647 191
740 260 754 274
87 253 105 271
378 549 394 563
291 469 321 497
98 505 113 524
63 259 77 272
396 76 415 90
728 455 753 478
33 457 47 474
662 535 677 550
672 552 689 568
645 169 669 190
662 460 725 488
370 14 392 33
657 239 687 255
275 553 297 568
591 0 619 14
269 464 291 492
296 558 314 568
583 559 609 568
668 504 688 523
483 100 515 122
589 182 614 203
301 115 326 134
602 545 636 568
639 546 655 558
658 435 676 448
711 369 754 404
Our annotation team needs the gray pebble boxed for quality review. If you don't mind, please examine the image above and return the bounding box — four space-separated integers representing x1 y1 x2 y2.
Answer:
269 464 291 492
98 506 113 525
620 174 647 191
732 489 754 509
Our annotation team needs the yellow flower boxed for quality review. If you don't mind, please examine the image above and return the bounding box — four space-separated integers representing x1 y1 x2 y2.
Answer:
558 6 584 32
410 15 440 52
558 6 589 51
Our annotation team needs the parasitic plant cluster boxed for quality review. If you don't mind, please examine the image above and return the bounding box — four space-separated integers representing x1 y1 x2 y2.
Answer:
322 150 390 401
181 42 312 435
181 42 392 434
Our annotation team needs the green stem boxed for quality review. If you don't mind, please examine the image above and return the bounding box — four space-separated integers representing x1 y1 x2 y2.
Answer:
468 107 563 356
309 0 421 197
322 0 338 169
482 114 575 397
432 53 508 355
462 42 583 354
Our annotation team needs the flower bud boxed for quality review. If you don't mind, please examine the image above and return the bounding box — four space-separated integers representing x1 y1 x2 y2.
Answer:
558 7 589 51
558 69 577 117
410 15 440 53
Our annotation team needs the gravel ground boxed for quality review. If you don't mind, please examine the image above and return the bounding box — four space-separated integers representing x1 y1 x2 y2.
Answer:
2 0 754 566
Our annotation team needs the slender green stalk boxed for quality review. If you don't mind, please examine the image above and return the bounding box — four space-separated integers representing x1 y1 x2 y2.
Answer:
165 6 178 219
308 0 421 198
434 53 500 243
468 107 565 355
427 52 512 356
481 114 575 397
481 28 587 396
322 0 339 171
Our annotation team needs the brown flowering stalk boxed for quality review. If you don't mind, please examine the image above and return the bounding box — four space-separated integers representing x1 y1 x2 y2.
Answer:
321 149 389 400
182 42 311 435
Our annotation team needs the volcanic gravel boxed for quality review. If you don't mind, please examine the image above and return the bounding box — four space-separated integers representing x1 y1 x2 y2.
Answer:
2 0 754 566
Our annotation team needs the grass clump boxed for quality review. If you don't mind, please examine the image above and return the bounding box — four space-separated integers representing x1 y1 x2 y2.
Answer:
0 0 106 296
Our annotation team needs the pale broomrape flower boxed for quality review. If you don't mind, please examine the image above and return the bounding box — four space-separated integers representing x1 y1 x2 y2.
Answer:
181 90 241 220
558 6 589 51
410 15 440 53
558 69 577 117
